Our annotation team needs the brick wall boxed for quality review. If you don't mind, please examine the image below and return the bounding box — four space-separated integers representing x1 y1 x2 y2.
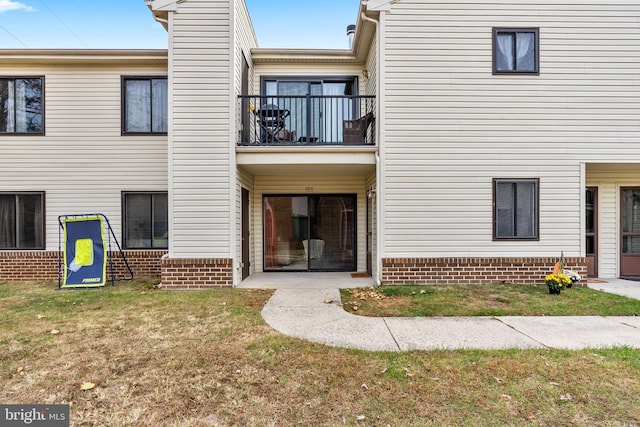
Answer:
0 250 166 283
381 257 588 285
160 258 233 289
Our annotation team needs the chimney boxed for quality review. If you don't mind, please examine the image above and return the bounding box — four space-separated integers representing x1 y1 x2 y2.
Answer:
346 24 356 48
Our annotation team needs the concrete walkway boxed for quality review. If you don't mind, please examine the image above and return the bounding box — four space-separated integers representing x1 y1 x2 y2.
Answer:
242 274 640 351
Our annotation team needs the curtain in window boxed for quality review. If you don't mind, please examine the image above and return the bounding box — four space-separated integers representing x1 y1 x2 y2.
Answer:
126 194 152 247
515 181 536 237
496 34 514 71
126 80 151 132
15 80 27 133
496 182 515 237
496 181 536 238
516 32 535 71
152 193 168 247
322 83 348 143
0 195 15 247
151 79 168 133
278 82 308 140
33 196 43 247
17 194 42 248
0 80 15 132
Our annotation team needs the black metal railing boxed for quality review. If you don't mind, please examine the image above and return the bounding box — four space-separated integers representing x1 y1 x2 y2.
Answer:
237 95 375 146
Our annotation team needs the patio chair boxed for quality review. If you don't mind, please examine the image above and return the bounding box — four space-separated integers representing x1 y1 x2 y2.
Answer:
343 111 374 144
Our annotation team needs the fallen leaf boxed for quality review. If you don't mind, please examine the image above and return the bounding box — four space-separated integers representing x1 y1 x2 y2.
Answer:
80 382 96 391
410 291 416 295
420 289 426 294
17 367 24 376
324 299 334 304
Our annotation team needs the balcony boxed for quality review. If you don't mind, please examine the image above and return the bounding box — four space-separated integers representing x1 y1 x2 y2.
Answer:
237 95 375 146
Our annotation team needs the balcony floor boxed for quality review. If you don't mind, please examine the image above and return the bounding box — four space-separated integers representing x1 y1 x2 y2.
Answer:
236 145 377 176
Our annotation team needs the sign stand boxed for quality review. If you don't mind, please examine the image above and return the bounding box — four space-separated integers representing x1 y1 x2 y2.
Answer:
57 214 133 289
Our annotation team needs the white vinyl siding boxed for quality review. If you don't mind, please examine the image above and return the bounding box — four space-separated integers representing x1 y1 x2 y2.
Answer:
253 64 366 95
0 60 167 250
170 0 232 258
381 0 640 260
365 171 377 280
233 0 258 283
237 169 254 279
252 175 367 273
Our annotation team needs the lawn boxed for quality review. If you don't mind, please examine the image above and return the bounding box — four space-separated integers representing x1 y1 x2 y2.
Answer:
340 283 640 317
1 280 639 426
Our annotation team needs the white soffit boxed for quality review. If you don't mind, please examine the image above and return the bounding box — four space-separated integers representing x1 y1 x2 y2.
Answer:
365 0 395 11
146 0 179 11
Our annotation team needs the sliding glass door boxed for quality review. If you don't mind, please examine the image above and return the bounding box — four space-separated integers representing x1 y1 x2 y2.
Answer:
263 195 356 271
263 78 356 143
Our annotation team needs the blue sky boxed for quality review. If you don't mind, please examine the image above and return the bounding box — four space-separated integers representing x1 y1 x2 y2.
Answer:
0 0 360 49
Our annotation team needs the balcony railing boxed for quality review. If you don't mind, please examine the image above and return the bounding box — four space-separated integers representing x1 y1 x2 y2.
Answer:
237 95 375 146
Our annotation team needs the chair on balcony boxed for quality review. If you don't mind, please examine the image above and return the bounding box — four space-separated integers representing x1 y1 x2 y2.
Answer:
255 104 292 143
343 111 374 144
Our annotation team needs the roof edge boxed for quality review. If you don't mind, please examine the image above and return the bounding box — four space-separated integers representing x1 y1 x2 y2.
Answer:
0 49 168 65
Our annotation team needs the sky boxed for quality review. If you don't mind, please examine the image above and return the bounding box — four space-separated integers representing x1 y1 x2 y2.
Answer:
0 0 360 50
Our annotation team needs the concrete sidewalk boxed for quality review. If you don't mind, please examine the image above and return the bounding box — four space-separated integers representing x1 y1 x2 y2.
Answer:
259 279 640 351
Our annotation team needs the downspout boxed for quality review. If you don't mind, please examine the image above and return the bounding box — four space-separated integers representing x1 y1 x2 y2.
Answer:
152 15 169 25
360 8 383 285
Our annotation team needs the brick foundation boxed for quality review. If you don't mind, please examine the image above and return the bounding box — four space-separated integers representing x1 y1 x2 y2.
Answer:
381 257 588 285
160 257 233 289
0 250 166 282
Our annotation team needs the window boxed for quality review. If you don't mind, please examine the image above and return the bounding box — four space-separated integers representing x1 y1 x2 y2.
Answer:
493 28 539 74
494 179 539 240
261 77 358 143
123 192 168 249
0 193 45 249
122 77 167 134
0 77 43 134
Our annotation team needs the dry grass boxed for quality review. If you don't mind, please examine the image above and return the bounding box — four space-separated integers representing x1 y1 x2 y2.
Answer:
340 284 640 317
1 280 640 426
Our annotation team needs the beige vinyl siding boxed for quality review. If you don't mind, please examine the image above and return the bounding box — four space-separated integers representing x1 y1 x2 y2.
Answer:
0 62 167 250
253 64 366 94
365 171 377 280
233 0 258 283
236 168 254 279
586 164 640 278
171 0 232 258
365 34 377 97
252 175 367 272
234 0 257 96
381 0 640 259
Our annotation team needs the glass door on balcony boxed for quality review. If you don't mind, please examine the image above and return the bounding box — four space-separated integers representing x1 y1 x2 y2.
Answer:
263 195 356 272
263 78 356 143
